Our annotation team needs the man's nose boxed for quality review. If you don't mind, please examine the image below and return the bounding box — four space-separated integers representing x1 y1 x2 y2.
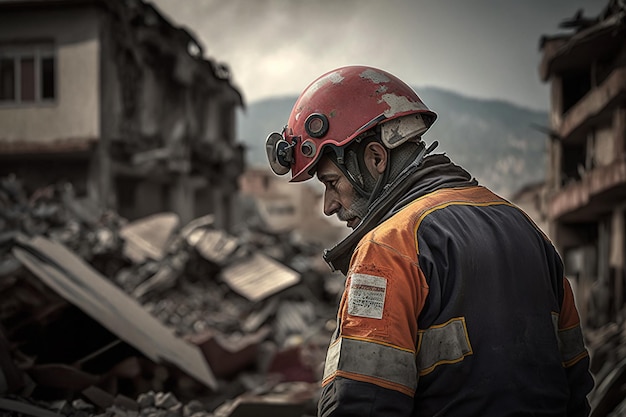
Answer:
323 192 340 217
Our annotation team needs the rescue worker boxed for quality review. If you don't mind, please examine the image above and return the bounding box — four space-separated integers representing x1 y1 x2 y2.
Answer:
265 65 594 416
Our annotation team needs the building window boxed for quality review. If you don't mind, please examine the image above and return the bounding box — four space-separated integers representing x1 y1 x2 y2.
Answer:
0 44 55 104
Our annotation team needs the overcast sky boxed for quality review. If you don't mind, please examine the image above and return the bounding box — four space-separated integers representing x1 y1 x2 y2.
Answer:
149 0 607 111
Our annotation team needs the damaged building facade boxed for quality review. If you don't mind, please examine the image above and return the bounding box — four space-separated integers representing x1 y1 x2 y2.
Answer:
540 1 626 414
0 1 334 415
0 0 244 230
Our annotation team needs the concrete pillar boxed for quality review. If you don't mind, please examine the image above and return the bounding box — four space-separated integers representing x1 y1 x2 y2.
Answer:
170 174 193 225
610 205 625 317
613 106 626 159
212 186 225 230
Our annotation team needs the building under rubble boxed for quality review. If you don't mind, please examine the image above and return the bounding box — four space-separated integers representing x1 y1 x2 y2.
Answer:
0 0 244 230
539 1 626 414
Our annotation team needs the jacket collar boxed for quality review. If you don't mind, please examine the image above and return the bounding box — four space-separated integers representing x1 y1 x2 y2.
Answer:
323 153 478 275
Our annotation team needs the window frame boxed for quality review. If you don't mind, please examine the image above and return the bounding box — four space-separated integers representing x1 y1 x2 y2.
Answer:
0 43 56 106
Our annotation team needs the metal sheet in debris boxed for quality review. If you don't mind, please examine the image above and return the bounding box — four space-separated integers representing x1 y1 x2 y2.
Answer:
187 228 239 264
221 253 300 302
119 212 179 263
12 235 216 390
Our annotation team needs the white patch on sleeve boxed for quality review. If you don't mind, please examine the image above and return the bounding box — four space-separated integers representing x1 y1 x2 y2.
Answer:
347 273 387 319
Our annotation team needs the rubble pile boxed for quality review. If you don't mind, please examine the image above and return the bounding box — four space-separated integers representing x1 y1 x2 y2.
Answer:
586 318 626 417
0 175 341 417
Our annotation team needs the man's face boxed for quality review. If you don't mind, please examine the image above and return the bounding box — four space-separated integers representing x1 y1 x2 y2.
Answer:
315 155 369 230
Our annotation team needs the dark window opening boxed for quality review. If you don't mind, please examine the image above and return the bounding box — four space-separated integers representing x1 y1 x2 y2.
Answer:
0 58 15 100
20 57 35 101
0 45 56 104
561 143 586 185
562 70 591 114
41 56 55 99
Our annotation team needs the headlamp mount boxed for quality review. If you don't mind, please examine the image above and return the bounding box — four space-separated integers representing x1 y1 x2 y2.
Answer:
265 131 296 176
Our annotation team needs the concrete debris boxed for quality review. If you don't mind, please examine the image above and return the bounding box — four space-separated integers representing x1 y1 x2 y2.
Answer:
212 382 318 417
587 319 626 417
12 234 218 390
119 213 180 264
220 253 301 302
0 176 341 416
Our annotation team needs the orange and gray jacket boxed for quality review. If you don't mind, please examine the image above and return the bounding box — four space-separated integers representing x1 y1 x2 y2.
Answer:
318 155 594 416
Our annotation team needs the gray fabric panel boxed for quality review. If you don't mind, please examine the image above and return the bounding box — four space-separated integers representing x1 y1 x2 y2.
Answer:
323 337 417 389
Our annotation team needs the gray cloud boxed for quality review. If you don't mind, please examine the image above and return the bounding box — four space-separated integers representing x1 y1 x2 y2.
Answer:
150 0 607 110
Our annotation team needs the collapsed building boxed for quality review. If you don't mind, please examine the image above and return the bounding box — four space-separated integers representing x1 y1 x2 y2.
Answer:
539 1 626 415
5 0 626 414
0 175 336 416
0 0 336 415
0 0 244 230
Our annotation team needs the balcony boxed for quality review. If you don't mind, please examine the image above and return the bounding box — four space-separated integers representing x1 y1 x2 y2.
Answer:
549 158 626 221
558 67 626 144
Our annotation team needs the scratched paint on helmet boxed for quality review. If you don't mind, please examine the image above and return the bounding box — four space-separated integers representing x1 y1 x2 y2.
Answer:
280 66 437 182
300 71 345 106
360 68 390 84
328 72 345 84
294 71 345 122
380 93 426 118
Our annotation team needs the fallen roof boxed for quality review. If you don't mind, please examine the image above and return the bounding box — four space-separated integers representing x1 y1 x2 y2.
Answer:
11 233 217 390
539 10 626 80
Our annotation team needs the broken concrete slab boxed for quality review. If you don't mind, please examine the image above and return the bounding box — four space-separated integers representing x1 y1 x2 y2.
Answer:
119 213 180 263
11 234 217 390
220 252 300 302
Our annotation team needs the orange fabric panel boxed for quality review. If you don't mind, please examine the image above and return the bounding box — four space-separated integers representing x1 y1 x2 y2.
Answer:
338 185 509 352
341 240 428 352
559 277 582 330
340 193 434 351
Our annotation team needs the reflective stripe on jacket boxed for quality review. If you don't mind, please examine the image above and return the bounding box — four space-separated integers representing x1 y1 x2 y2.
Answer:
319 185 594 417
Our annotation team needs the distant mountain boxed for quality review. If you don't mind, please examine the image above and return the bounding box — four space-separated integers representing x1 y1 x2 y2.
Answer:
237 87 549 198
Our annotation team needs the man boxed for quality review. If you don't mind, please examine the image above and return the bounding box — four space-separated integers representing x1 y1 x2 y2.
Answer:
265 65 594 416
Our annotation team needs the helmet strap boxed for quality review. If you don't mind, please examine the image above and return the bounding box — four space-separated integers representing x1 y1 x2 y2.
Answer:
325 146 372 198
365 152 391 208
365 140 428 208
326 133 426 206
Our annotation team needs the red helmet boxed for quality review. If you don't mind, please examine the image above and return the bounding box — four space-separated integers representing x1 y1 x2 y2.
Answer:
266 65 437 182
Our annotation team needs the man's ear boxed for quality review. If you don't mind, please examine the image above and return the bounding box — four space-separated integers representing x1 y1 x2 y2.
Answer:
363 142 388 177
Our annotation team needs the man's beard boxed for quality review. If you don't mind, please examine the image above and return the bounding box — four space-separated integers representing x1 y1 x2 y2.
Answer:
336 193 369 224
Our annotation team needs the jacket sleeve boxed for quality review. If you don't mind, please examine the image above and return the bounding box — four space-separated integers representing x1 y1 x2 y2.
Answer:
318 236 429 417
318 376 414 417
559 277 595 417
